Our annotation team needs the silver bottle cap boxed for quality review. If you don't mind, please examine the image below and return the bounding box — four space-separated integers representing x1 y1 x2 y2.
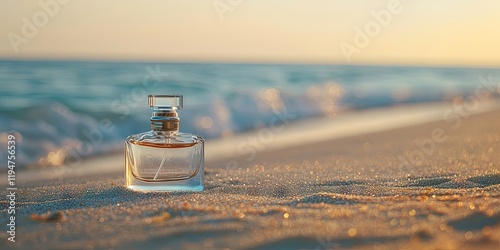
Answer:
149 95 182 131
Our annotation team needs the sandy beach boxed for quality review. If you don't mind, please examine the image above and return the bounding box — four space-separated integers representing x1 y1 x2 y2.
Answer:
2 1 500 249
1 104 500 250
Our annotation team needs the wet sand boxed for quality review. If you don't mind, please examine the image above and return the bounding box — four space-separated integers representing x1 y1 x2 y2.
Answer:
1 105 500 249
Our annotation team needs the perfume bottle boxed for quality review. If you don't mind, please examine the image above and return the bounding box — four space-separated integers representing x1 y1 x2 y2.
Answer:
125 95 204 192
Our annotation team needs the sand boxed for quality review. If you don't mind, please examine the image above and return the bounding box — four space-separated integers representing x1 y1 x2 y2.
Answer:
1 104 500 250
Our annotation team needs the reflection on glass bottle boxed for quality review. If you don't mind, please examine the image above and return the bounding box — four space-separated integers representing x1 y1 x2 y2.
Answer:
125 95 204 192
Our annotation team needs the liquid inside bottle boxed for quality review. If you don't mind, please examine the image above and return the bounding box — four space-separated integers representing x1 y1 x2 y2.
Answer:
125 95 204 192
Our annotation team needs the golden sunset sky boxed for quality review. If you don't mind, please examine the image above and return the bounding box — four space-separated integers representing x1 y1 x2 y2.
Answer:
1 0 499 66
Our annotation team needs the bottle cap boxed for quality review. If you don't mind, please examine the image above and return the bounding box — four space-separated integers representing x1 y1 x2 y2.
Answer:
148 95 183 111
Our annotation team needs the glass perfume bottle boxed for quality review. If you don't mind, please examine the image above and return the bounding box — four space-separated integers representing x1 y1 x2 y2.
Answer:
125 95 204 192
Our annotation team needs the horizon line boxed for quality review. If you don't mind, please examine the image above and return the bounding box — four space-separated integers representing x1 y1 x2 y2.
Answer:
1 57 499 70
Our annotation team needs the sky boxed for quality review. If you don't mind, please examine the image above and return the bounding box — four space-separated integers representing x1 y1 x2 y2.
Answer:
1 0 500 67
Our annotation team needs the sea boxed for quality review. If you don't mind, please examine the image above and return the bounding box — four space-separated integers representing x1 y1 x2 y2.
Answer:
0 60 499 169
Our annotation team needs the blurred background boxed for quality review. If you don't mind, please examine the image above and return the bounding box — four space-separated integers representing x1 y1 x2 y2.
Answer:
1 0 500 169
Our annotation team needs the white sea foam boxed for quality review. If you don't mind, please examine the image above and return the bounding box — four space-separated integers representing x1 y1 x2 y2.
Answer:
1 61 499 169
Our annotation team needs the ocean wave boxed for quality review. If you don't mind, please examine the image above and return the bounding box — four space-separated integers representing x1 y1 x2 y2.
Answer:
1 61 499 169
0 84 347 168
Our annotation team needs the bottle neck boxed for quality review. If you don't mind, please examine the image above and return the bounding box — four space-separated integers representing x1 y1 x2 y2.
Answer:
151 110 180 132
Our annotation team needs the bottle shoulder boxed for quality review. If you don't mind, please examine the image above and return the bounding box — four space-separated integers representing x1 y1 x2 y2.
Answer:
126 130 204 145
